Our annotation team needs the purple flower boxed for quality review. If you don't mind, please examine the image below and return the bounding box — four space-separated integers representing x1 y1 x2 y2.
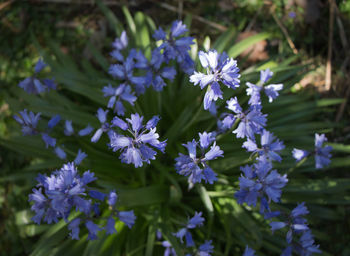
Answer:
109 113 166 167
47 115 61 129
13 109 41 135
91 108 110 143
78 125 94 136
174 212 205 247
86 220 102 240
153 20 194 74
235 160 288 211
246 69 283 105
68 218 81 240
314 133 332 169
18 59 56 94
106 216 116 235
108 54 146 95
144 49 177 91
162 241 177 256
112 31 128 50
292 148 309 162
54 146 67 159
175 132 222 187
74 149 87 165
243 130 285 162
243 246 255 256
198 240 214 256
64 120 74 136
41 133 56 148
225 97 267 140
190 50 240 110
102 83 137 116
118 210 136 228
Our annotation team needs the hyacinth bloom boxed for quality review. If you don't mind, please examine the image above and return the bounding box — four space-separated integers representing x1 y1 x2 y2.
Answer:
190 50 240 110
223 97 267 140
91 108 110 143
18 59 57 94
175 132 223 187
153 20 194 74
102 83 137 115
292 133 332 169
292 148 309 162
144 49 177 91
13 109 41 135
173 212 205 247
198 240 214 256
243 130 285 162
28 162 96 225
246 68 283 105
29 163 136 240
269 203 321 255
243 246 256 256
108 54 146 95
109 113 166 168
113 31 128 50
235 160 288 212
269 203 309 243
314 133 332 169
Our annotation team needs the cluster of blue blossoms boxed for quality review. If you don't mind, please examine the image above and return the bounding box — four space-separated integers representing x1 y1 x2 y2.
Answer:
29 162 135 240
14 19 334 255
175 132 223 188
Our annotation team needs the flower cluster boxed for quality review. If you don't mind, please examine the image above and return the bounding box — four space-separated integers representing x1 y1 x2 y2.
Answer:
175 132 223 188
268 203 321 256
235 160 288 212
18 59 56 94
221 97 267 139
14 110 90 162
109 113 166 167
246 68 283 105
153 20 195 74
29 162 136 240
14 19 334 255
293 133 332 169
190 50 240 110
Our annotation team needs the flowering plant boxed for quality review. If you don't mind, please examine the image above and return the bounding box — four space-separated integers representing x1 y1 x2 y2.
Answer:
2 5 343 256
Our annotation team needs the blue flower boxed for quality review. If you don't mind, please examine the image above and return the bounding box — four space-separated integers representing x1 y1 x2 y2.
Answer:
246 68 283 105
41 133 56 148
269 202 310 244
78 124 94 136
153 20 194 74
235 160 288 211
55 146 67 159
174 212 205 247
47 114 61 129
190 50 240 110
175 132 223 188
28 163 95 224
297 230 322 255
198 240 214 256
144 49 177 91
13 109 41 135
86 220 102 240
102 83 137 115
109 113 167 167
292 148 309 162
243 246 256 256
118 210 136 228
112 31 128 50
243 130 285 162
18 59 57 94
225 97 267 140
74 149 87 165
107 190 118 207
91 108 110 143
108 54 146 95
162 241 177 256
314 133 332 169
68 218 81 240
